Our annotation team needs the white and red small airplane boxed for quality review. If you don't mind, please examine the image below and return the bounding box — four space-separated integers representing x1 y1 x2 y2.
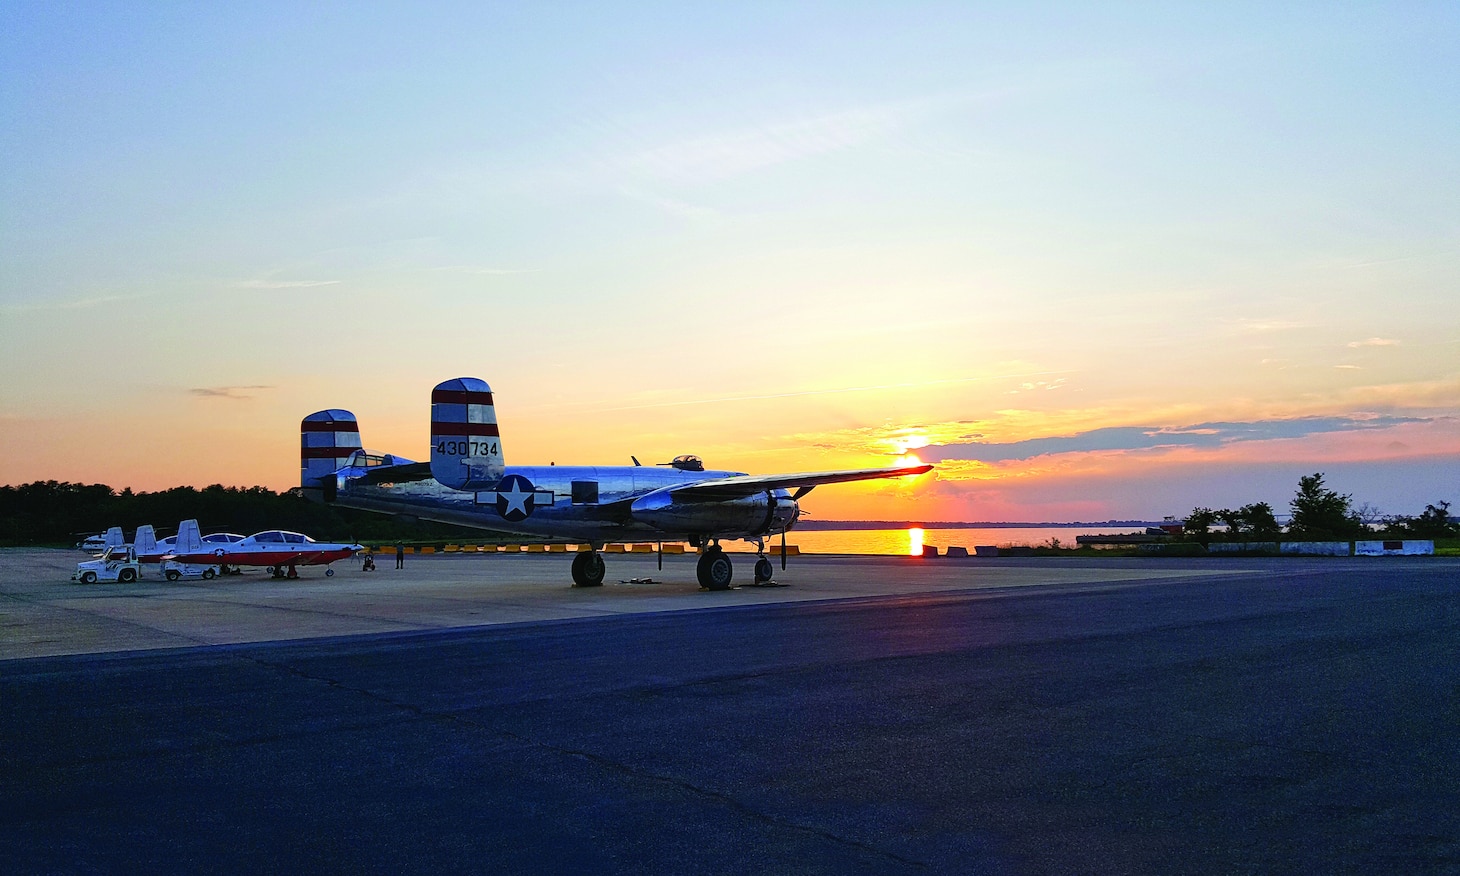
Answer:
165 519 362 578
134 524 246 564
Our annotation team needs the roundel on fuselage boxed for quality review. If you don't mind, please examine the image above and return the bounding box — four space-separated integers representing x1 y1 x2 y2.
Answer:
493 474 540 522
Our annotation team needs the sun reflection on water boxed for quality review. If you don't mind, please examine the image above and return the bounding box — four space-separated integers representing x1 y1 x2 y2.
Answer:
907 527 924 556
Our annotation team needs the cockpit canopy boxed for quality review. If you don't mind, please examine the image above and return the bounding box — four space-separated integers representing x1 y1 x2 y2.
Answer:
344 449 416 469
668 454 704 472
250 530 315 545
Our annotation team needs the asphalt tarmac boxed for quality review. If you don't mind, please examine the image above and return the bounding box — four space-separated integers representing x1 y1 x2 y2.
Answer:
2 549 1457 873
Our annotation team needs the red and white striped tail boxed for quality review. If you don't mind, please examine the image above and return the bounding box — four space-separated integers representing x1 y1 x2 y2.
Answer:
301 409 362 488
430 377 504 490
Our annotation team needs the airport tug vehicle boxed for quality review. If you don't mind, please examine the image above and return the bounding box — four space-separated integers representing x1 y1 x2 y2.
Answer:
160 559 221 581
72 545 143 584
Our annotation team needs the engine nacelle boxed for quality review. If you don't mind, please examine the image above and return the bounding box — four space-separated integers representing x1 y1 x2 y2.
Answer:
631 488 798 537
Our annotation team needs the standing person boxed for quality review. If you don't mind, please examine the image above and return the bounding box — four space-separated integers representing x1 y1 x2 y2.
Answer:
395 541 405 569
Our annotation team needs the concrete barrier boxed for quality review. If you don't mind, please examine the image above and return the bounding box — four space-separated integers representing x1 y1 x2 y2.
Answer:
1207 542 1279 554
945 546 970 558
1355 540 1434 556
974 546 999 558
921 545 939 557
1280 542 1351 556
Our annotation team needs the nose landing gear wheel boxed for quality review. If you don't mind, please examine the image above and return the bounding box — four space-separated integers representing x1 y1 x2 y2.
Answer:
572 550 606 587
697 548 734 591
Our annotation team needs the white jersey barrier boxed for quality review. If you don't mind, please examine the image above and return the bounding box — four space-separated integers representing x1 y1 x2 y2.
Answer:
1355 540 1435 556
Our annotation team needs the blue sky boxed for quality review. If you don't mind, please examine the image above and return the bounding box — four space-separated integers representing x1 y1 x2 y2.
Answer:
2 2 1457 520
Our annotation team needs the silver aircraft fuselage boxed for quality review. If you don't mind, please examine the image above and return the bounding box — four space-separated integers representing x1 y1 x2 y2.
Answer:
331 464 799 545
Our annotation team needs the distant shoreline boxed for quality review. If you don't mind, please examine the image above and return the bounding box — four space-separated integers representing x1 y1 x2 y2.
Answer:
795 520 1166 531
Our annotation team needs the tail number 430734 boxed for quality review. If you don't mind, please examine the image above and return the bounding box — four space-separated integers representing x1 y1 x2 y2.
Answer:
437 440 498 456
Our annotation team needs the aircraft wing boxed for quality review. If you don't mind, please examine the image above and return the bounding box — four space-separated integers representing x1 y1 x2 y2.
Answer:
669 464 932 502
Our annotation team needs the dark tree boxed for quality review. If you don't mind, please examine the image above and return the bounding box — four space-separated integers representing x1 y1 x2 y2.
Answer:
1384 500 1459 538
1287 472 1364 539
1183 507 1218 542
1238 502 1281 538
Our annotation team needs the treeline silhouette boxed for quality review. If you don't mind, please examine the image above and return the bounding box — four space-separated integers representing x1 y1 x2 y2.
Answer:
1 481 485 546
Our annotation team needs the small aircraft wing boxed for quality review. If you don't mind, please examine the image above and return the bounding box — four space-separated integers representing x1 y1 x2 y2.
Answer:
669 464 932 502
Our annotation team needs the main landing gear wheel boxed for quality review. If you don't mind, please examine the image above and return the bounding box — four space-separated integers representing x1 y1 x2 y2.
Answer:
697 548 734 591
325 568 334 577
572 550 606 587
754 557 774 584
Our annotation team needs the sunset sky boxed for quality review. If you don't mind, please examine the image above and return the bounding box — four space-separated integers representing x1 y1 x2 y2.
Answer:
3 3 1458 522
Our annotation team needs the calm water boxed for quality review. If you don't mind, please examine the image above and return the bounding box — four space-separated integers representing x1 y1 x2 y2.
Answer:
728 526 1148 556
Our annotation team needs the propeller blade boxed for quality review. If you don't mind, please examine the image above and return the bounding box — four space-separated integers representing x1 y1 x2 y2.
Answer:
780 530 787 571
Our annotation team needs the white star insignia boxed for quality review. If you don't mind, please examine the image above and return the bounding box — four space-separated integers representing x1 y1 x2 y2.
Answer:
500 482 532 516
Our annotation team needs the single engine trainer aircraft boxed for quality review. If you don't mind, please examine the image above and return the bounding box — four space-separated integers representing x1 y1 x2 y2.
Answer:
300 377 932 589
165 519 362 578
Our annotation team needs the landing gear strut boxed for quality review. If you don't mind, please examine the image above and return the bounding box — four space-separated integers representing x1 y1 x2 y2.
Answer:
572 550 606 587
696 545 734 591
751 537 774 584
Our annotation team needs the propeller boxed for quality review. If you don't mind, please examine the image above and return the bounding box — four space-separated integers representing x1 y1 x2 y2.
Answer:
780 529 787 571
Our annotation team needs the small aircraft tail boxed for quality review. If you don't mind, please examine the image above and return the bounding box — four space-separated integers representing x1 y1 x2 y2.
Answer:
104 526 125 550
175 519 204 555
430 377 505 490
301 409 363 495
135 525 158 556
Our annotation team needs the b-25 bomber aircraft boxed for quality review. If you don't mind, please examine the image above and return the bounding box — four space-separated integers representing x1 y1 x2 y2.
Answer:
300 377 932 589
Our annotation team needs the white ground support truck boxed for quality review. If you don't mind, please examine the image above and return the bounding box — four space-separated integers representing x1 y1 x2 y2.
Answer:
160 559 220 581
72 545 142 584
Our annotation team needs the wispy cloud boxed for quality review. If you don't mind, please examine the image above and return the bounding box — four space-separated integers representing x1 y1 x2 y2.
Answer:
587 370 1076 412
628 99 924 183
189 385 274 400
234 280 341 289
1008 378 1067 394
0 291 157 314
1347 337 1400 348
919 415 1426 463
1233 318 1311 334
429 266 542 275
